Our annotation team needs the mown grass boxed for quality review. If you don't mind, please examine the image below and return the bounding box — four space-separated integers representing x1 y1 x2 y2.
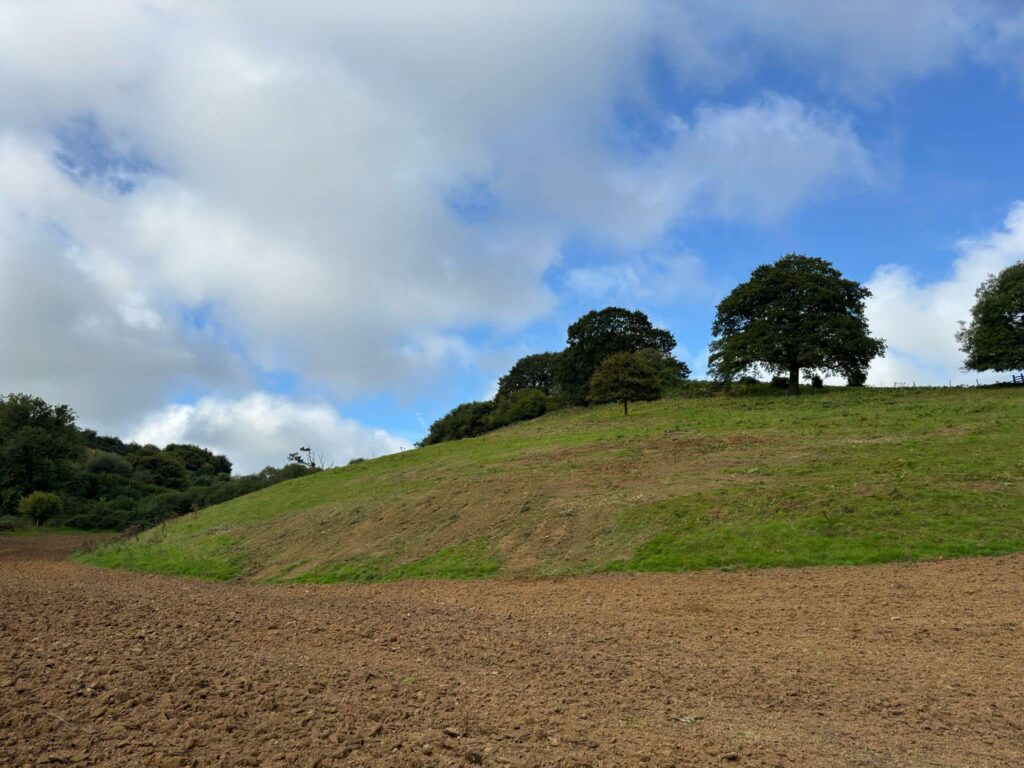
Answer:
78 386 1024 582
74 529 247 580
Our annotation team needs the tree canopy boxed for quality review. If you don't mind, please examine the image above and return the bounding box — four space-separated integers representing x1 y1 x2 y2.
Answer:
0 394 81 516
588 351 662 415
0 391 314 531
560 307 679 404
709 254 885 394
496 352 562 398
957 261 1024 373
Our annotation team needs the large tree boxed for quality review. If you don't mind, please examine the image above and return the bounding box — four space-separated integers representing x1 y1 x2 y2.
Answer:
0 394 82 515
559 307 679 404
709 254 885 395
956 261 1024 373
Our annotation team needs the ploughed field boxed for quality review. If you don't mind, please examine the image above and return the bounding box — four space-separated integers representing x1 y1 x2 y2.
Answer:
3 534 1023 767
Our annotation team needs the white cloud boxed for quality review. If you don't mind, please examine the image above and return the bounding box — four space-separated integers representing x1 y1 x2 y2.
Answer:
0 4 884 410
1 0 1022 446
866 202 1024 386
566 253 711 303
132 393 406 474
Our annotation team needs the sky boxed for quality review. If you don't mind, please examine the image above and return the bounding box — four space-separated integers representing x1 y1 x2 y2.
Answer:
2 1 1024 473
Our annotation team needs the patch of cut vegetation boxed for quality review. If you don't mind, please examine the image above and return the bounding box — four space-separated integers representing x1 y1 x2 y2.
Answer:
77 387 1024 582
76 528 247 580
283 541 501 584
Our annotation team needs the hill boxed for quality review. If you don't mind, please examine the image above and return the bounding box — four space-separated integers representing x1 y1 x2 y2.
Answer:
78 387 1024 582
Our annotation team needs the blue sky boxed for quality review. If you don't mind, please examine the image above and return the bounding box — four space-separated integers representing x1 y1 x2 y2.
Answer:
1 2 1023 471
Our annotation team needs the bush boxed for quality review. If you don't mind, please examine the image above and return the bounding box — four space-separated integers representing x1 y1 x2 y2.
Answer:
489 388 549 429
811 374 824 389
771 375 790 389
847 369 868 387
18 491 64 525
0 514 27 532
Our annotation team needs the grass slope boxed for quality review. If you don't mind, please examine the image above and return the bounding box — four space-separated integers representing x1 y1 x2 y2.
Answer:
78 387 1024 582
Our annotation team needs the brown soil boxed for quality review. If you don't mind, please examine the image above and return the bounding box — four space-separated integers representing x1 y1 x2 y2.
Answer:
2 535 1022 767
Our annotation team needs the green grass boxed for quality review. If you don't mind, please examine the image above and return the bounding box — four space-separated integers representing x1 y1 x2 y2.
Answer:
77 386 1024 582
74 529 247 580
1 525 117 537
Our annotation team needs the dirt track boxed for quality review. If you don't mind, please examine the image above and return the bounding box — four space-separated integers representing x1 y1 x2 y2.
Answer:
2 536 1022 767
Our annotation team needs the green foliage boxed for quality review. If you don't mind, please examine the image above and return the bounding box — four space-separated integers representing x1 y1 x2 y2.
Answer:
85 450 133 477
0 392 311 532
18 491 64 525
420 401 498 445
129 448 189 490
164 443 232 478
709 254 885 394
0 394 82 515
560 307 679 404
420 306 684 445
588 351 662 414
957 261 1024 372
497 352 562 397
489 388 550 428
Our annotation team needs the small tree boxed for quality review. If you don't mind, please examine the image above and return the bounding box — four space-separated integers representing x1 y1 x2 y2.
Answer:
709 254 885 395
18 491 63 526
287 446 333 470
588 351 661 415
559 307 677 404
957 261 1024 373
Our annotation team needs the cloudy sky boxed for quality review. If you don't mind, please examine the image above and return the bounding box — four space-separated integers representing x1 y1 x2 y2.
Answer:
2 1 1023 472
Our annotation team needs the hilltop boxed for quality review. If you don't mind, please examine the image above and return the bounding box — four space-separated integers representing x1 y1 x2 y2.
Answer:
79 387 1024 582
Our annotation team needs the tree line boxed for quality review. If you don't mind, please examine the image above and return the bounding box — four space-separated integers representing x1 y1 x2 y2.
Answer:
0 394 319 531
423 253 1024 445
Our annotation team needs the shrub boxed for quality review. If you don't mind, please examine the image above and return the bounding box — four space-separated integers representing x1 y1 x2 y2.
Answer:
489 388 549 429
17 491 64 525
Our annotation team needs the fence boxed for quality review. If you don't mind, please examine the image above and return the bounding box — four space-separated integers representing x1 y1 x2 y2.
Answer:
1013 373 1024 385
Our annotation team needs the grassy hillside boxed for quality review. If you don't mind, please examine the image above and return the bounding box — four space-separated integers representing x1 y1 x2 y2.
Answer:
78 387 1024 582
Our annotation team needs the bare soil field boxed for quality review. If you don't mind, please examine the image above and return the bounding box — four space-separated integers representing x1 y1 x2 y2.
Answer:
2 535 1022 767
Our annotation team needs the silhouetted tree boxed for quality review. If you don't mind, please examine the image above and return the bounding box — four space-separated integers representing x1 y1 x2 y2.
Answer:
957 261 1024 373
709 254 885 395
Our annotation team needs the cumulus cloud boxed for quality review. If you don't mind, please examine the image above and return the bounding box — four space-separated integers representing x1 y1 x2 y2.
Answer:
566 253 712 303
133 393 407 474
866 203 1024 386
1 0 1022 455
0 4 885 408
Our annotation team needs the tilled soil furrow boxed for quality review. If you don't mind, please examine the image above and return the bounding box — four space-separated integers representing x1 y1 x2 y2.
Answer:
2 535 1023 767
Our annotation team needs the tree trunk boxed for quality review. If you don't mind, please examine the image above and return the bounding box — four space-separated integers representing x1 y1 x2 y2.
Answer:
623 400 629 416
788 363 800 396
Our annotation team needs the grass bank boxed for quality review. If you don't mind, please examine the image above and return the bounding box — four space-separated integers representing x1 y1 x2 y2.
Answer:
78 387 1024 582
